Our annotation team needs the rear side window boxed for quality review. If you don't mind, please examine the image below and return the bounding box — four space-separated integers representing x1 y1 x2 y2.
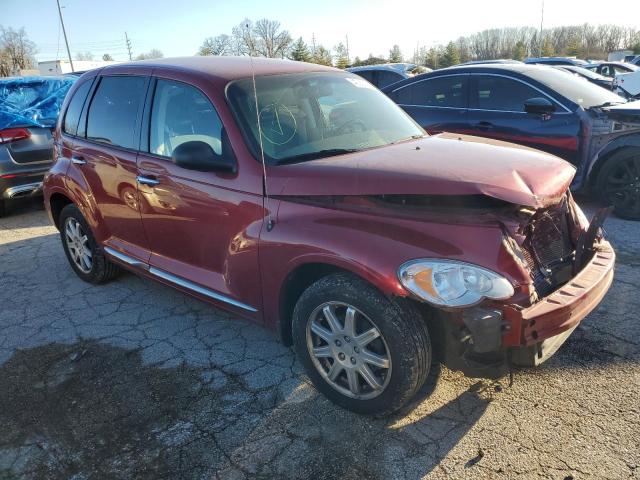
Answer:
474 75 538 112
86 76 146 149
377 71 403 89
63 81 92 135
392 75 467 108
149 79 223 158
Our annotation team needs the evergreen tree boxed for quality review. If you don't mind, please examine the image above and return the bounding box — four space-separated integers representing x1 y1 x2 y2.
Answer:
289 37 311 62
311 46 332 66
513 41 527 61
389 44 403 63
541 38 555 57
334 42 349 69
440 42 460 67
565 37 581 57
352 56 362 66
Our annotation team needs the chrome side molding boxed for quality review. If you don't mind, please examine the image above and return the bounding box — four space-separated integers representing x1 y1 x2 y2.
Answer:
103 246 149 270
149 267 258 312
103 246 257 313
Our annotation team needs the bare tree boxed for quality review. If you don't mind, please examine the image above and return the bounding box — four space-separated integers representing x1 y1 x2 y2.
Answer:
76 51 93 61
198 34 233 56
232 19 258 56
0 26 37 75
252 19 292 58
135 49 164 60
102 53 114 61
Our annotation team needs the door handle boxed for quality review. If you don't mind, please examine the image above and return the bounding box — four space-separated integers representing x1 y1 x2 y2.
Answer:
71 155 86 165
475 121 494 131
136 175 160 186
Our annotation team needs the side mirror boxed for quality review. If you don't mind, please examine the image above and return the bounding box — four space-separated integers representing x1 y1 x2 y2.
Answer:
172 140 236 173
524 97 556 115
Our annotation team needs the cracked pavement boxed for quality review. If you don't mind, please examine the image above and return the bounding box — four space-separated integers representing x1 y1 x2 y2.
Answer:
0 198 638 480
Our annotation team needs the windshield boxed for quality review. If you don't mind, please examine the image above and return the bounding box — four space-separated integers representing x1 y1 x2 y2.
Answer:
226 72 424 165
561 66 607 81
526 67 625 109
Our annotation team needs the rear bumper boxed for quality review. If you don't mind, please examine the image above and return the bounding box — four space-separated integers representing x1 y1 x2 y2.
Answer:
0 172 46 200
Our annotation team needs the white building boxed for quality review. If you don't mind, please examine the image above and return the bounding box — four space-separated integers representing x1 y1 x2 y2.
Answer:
37 59 121 76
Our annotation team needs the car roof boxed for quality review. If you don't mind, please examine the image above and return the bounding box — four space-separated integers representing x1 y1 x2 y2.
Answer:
101 56 338 81
380 63 566 92
347 63 417 74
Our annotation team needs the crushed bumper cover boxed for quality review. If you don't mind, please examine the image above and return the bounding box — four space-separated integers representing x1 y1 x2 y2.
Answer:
510 240 615 366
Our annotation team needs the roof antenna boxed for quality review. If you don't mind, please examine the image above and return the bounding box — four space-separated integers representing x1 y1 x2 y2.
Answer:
248 40 275 232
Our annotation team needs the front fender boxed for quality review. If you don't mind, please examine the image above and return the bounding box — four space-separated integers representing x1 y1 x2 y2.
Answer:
259 198 530 333
586 133 640 185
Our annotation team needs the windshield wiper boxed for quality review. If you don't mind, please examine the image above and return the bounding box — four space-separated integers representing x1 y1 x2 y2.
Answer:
275 148 359 165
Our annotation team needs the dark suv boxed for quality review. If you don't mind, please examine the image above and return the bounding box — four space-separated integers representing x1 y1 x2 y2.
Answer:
383 64 640 219
0 76 75 216
44 57 614 415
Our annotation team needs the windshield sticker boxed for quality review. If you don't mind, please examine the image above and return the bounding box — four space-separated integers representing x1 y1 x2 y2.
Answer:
345 77 376 90
259 103 297 145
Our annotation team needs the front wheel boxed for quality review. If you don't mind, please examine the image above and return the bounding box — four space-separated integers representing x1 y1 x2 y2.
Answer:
596 149 640 220
292 273 432 415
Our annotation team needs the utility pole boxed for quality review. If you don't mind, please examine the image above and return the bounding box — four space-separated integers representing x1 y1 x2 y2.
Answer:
311 33 316 56
125 32 133 60
345 34 349 63
56 0 74 72
539 0 545 56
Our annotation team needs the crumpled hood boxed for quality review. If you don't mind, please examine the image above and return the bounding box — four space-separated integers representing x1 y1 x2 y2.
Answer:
266 133 576 208
602 99 640 121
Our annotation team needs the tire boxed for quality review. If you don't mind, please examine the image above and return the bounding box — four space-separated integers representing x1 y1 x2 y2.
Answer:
0 199 5 218
596 148 640 220
59 204 120 284
292 273 431 416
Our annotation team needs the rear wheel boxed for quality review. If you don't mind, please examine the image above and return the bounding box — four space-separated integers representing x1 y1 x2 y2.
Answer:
292 273 431 415
596 149 640 220
0 199 5 218
59 204 120 283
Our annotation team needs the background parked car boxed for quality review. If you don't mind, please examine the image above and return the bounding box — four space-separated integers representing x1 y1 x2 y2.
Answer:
555 65 613 90
524 56 590 66
614 70 640 99
584 61 639 78
459 59 523 65
346 63 432 89
382 64 640 219
0 76 75 217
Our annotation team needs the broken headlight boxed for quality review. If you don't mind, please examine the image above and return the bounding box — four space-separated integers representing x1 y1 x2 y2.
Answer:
398 259 514 307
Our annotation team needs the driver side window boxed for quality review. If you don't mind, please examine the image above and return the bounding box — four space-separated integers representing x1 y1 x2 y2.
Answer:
149 79 223 158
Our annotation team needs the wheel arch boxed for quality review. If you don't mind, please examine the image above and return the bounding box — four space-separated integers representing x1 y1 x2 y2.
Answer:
277 259 416 345
49 192 75 230
588 135 640 187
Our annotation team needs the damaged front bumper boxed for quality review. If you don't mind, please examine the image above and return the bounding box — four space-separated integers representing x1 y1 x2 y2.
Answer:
509 240 615 366
436 240 615 378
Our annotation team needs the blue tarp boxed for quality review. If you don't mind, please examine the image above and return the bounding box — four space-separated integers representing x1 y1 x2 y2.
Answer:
0 76 76 130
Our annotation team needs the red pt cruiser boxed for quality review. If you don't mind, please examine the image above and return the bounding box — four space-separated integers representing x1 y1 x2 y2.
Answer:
44 57 615 415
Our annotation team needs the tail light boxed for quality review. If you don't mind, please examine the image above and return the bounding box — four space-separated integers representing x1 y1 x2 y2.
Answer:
0 127 31 144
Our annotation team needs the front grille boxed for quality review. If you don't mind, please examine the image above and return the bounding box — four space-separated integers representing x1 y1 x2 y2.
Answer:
521 200 575 297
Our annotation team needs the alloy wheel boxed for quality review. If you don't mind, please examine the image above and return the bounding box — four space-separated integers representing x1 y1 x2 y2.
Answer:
602 155 640 217
306 302 392 399
64 217 93 273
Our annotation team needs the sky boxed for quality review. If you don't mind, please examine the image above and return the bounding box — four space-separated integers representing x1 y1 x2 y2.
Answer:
2 0 640 63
